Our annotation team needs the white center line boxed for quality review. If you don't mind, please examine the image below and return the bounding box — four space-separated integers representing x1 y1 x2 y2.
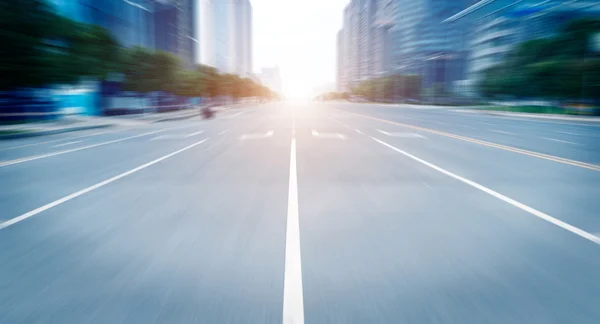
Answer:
51 140 83 148
283 130 304 324
542 137 579 145
491 130 515 135
219 130 228 135
355 129 364 135
372 137 600 245
0 129 168 168
476 121 493 126
0 138 210 230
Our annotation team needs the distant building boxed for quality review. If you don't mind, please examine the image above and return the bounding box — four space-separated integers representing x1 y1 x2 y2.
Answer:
337 30 347 92
257 67 282 95
195 0 253 75
338 0 470 93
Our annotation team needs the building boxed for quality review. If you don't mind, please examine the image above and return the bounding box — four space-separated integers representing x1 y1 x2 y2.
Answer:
154 0 196 69
195 0 253 76
336 30 346 92
49 0 156 49
337 0 473 95
388 0 471 89
257 67 282 96
451 0 600 96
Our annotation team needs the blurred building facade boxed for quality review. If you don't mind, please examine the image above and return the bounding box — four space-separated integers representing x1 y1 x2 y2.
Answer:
452 0 600 96
337 0 472 93
49 0 157 49
196 0 253 76
49 0 253 76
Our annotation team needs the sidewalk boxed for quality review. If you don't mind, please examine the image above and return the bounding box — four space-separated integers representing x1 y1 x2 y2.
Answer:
453 109 600 122
0 116 122 140
0 103 256 139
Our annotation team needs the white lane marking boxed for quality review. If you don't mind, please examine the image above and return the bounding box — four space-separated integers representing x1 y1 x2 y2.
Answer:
0 138 210 230
542 137 579 145
240 130 274 140
457 124 476 129
185 130 205 138
0 129 167 168
376 130 425 138
219 130 228 135
477 121 493 126
372 137 600 245
51 140 83 148
0 128 125 152
491 130 515 135
311 129 346 139
282 137 304 324
231 111 245 117
556 131 582 136
433 121 446 125
150 135 186 141
355 129 364 135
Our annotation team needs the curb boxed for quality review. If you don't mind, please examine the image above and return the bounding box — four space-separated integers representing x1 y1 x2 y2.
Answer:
151 112 200 123
0 123 114 140
485 111 600 122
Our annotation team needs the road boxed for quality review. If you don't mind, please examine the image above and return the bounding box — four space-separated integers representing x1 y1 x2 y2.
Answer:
1 102 600 323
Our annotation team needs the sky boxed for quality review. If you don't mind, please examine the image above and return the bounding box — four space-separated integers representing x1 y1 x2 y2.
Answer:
252 0 348 98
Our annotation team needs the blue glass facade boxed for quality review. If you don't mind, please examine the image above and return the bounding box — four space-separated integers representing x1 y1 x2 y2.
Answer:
49 0 155 49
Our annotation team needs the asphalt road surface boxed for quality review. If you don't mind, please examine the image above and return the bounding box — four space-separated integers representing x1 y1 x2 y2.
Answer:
1 102 600 324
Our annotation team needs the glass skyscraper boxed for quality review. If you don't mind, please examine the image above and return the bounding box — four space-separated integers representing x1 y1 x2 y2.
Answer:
48 0 156 49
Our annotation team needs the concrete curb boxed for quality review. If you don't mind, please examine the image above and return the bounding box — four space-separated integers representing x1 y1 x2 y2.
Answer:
151 112 200 123
0 123 114 140
485 111 600 122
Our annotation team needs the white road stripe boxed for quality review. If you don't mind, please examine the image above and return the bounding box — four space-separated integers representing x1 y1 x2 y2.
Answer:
51 140 83 148
185 130 204 138
239 130 274 140
0 129 167 168
219 130 228 135
376 130 425 138
491 130 515 135
542 137 579 145
0 138 210 230
282 136 304 324
556 131 582 136
355 129 364 135
372 137 600 245
477 121 493 126
311 129 346 139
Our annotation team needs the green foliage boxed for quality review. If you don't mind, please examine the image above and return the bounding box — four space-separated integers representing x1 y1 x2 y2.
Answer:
479 18 600 102
0 0 123 90
350 74 422 101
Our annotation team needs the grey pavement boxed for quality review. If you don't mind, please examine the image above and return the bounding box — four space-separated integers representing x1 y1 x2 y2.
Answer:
1 102 600 323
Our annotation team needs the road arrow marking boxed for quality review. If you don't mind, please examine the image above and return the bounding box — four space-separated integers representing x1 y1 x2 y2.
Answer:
311 129 346 139
240 130 274 140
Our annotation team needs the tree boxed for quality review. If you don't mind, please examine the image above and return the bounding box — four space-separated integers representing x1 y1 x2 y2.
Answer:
0 0 123 90
0 0 70 89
